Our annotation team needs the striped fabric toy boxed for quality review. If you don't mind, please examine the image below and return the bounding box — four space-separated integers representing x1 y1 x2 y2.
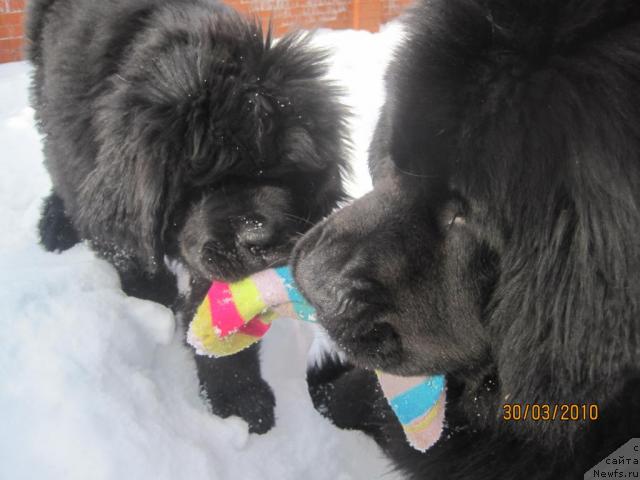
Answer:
188 267 316 357
186 266 446 452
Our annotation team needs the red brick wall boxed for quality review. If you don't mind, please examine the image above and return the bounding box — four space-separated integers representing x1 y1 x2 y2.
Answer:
382 0 413 23
233 0 353 33
230 0 413 34
0 0 24 63
0 0 412 64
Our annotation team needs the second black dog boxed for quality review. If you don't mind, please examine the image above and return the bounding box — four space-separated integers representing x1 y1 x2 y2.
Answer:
27 0 348 433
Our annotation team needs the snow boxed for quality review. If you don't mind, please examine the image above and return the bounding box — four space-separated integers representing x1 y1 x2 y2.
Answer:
311 22 405 199
0 24 404 480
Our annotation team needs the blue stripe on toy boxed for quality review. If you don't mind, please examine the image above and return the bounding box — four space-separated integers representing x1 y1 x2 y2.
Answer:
390 375 445 425
275 266 316 322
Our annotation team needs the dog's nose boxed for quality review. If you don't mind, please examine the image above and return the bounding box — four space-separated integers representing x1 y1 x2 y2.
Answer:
235 215 277 249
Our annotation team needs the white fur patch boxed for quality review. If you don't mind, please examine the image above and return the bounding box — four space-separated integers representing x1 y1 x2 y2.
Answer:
164 257 191 295
306 324 347 369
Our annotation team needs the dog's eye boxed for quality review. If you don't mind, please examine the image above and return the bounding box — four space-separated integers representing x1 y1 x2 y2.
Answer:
449 213 465 227
440 196 467 229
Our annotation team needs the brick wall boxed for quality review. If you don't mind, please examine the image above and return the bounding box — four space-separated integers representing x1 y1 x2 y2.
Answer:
0 0 24 63
0 0 412 63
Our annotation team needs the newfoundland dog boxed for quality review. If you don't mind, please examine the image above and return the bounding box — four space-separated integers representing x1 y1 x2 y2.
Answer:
294 0 640 477
27 0 348 433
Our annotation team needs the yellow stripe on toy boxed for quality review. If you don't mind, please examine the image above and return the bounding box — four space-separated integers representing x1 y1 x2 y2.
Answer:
229 277 265 322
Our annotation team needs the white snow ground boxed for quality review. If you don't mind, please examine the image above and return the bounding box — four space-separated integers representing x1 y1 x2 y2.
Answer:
0 24 405 480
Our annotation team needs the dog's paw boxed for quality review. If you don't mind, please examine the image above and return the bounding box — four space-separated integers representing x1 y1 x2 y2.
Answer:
204 376 276 434
307 354 390 434
120 266 179 307
307 354 353 422
38 193 79 252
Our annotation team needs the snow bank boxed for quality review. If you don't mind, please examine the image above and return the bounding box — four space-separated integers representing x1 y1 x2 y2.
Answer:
0 25 404 480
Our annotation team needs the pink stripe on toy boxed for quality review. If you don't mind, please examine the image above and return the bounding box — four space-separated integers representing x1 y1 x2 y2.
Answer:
251 268 290 306
376 375 426 398
271 302 299 321
238 316 271 337
208 282 245 337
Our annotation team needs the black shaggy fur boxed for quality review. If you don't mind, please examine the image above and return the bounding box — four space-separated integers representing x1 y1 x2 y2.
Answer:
27 0 348 433
293 0 640 477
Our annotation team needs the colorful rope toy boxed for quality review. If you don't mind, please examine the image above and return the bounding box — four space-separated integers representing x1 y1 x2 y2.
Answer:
187 266 446 452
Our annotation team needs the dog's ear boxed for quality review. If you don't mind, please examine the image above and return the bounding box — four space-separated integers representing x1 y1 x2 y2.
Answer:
261 32 351 208
76 88 184 272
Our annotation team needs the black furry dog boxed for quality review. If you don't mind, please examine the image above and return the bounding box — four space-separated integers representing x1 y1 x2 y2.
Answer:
27 0 348 434
294 0 640 477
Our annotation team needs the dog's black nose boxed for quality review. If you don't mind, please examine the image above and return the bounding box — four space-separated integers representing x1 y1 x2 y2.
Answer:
235 215 276 249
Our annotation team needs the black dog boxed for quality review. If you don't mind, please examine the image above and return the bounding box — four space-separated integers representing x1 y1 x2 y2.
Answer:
27 0 348 434
294 0 640 477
